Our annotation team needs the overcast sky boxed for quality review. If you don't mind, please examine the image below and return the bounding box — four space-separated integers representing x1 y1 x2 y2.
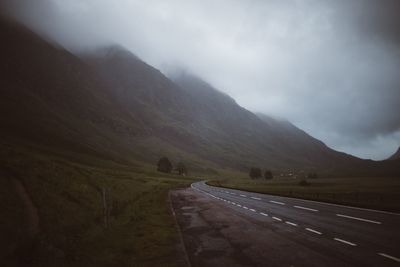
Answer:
3 0 400 160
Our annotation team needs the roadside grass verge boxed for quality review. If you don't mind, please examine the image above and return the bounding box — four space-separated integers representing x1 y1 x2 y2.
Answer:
207 176 400 212
0 142 197 267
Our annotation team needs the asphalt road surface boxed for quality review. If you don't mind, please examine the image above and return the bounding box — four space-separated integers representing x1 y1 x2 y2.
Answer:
175 181 400 267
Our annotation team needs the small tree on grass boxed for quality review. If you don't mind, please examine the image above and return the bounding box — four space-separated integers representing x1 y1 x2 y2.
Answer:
264 170 273 179
176 162 187 175
249 167 262 179
157 157 172 173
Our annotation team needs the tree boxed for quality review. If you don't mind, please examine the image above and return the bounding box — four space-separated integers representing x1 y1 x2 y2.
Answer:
176 162 187 175
264 170 273 179
249 167 262 179
157 157 172 173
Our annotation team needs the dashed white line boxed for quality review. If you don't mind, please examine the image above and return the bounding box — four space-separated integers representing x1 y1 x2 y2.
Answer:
270 200 285 205
378 253 400 263
305 228 322 235
260 212 269 217
251 197 261 200
249 208 256 212
237 204 242 207
336 214 381 224
294 205 318 212
285 221 298 227
334 238 357 246
272 216 282 221
243 206 249 210
240 194 247 197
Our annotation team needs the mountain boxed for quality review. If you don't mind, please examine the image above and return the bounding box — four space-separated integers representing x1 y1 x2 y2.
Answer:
1 17 399 176
84 50 398 175
388 147 400 160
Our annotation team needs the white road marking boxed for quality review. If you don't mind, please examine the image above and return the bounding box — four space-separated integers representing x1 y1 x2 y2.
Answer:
251 197 261 200
232 202 236 205
260 212 269 217
249 208 256 212
243 206 249 210
378 253 400 263
285 221 298 227
334 238 357 246
305 228 322 235
272 216 282 221
200 182 400 216
237 204 242 207
270 200 285 205
294 205 318 212
240 194 247 197
336 214 381 224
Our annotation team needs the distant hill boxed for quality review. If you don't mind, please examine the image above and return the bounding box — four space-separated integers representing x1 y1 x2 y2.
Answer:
1 17 399 176
388 147 400 160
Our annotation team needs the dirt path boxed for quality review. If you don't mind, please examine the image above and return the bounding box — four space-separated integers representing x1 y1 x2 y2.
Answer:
170 187 347 267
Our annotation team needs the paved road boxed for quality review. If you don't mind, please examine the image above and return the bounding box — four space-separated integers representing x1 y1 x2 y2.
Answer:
191 181 400 266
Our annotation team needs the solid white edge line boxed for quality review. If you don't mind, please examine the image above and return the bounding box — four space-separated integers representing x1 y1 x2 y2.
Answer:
334 238 357 246
270 200 285 205
336 214 381 224
285 221 297 226
378 253 400 263
294 205 318 212
305 228 322 235
260 212 269 216
199 182 400 216
272 216 282 221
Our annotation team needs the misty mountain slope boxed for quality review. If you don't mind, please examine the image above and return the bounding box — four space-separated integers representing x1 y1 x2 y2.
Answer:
84 47 368 172
0 17 150 163
388 147 400 160
1 17 398 175
173 73 360 169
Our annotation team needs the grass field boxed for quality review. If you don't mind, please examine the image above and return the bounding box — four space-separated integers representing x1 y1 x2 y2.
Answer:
0 140 198 267
207 175 400 212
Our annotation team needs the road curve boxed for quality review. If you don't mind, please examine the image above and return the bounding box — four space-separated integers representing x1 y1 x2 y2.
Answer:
190 181 400 266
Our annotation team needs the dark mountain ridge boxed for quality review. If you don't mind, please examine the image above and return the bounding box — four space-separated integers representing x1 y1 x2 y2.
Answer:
1 17 399 176
388 147 400 160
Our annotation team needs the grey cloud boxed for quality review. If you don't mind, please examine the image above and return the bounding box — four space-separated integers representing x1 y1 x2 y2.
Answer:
2 0 400 160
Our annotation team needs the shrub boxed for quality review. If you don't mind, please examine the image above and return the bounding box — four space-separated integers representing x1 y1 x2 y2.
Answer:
157 157 172 173
264 170 273 179
249 167 262 179
175 162 187 175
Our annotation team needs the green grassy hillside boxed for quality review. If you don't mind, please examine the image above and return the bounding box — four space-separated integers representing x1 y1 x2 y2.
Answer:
0 139 196 266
